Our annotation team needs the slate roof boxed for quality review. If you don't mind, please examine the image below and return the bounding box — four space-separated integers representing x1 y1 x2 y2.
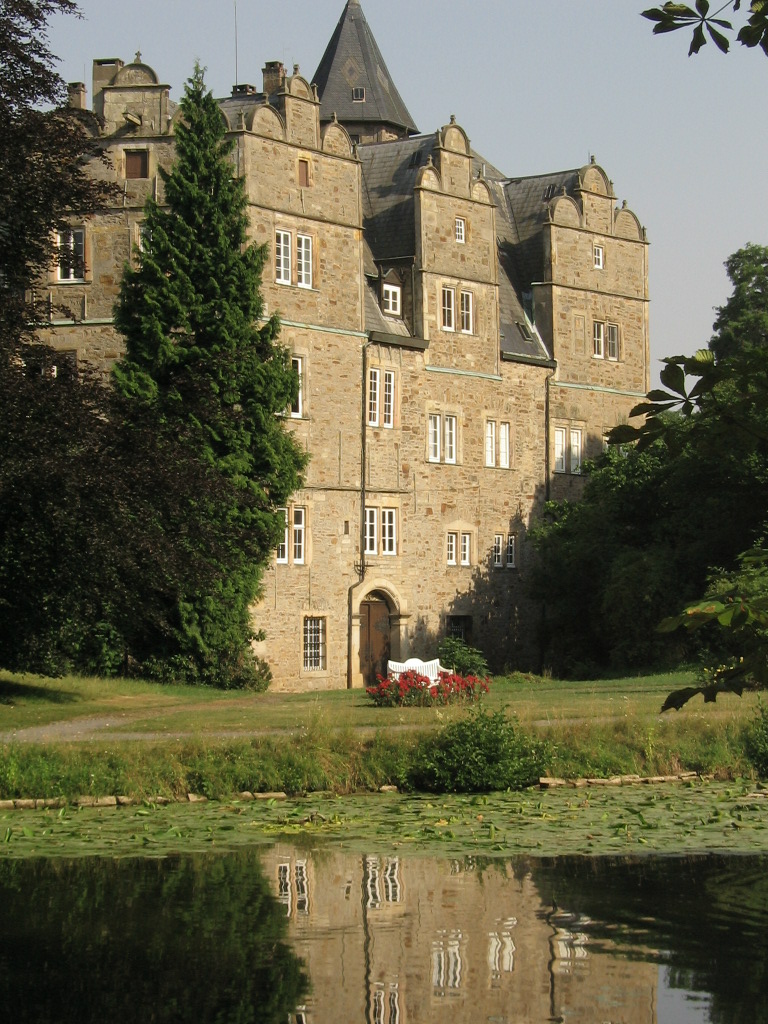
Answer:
358 135 434 261
312 0 418 135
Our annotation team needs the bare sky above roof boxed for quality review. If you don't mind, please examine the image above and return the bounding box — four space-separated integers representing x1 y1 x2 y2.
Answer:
48 0 768 386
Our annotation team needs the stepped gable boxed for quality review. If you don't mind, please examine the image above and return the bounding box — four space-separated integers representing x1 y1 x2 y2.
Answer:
312 0 418 137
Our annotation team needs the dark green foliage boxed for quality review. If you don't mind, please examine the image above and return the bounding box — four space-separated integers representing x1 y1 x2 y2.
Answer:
746 701 768 776
408 707 551 793
114 66 306 686
642 2 768 57
438 635 490 677
0 853 308 1023
710 244 768 362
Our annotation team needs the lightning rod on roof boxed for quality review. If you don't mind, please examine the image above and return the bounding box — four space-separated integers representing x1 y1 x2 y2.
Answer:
234 1 239 88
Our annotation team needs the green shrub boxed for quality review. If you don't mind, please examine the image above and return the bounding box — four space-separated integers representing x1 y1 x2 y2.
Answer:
746 700 768 776
438 636 489 678
407 707 551 793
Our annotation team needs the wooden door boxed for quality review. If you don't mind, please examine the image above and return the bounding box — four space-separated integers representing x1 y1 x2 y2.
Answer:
360 597 391 687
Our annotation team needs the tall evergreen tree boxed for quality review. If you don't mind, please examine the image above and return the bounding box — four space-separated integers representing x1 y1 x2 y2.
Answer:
114 67 306 687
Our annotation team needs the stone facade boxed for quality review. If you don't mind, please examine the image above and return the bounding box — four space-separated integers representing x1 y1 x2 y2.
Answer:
42 1 649 690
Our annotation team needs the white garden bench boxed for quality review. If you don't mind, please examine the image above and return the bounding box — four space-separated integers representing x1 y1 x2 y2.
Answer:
386 657 447 688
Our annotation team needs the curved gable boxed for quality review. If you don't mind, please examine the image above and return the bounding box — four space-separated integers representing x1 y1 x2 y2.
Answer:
322 120 353 156
251 105 285 140
551 194 581 228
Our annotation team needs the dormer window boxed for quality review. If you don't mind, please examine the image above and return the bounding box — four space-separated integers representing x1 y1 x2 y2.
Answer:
352 87 365 102
382 282 401 317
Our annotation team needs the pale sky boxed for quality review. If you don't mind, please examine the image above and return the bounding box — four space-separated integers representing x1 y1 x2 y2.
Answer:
48 0 768 386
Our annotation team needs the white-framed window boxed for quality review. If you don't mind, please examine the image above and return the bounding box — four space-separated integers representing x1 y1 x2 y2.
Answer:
485 420 496 467
593 321 605 359
368 367 380 426
352 86 365 102
455 217 466 244
446 532 457 565
303 616 326 671
275 230 291 284
554 427 567 474
460 290 473 334
276 507 288 563
554 426 583 475
607 322 619 361
290 356 303 418
57 228 85 281
428 413 441 462
297 233 312 288
293 506 305 563
493 534 503 568
593 244 604 270
382 508 397 555
445 414 457 464
382 283 401 316
499 422 510 469
460 533 471 566
383 370 395 428
364 507 378 555
507 533 517 568
441 286 455 331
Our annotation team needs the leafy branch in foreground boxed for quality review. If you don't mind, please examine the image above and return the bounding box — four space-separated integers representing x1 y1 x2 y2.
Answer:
642 1 768 56
658 546 768 711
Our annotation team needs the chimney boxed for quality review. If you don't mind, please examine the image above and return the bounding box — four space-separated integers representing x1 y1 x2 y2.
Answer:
92 58 124 117
67 82 87 110
262 61 286 96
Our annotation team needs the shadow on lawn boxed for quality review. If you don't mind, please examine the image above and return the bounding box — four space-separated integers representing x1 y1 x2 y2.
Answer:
0 678 78 706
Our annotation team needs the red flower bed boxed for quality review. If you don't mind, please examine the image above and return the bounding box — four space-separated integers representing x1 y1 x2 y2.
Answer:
366 669 490 707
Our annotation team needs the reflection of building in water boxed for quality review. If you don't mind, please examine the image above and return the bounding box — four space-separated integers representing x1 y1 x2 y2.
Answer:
262 847 658 1023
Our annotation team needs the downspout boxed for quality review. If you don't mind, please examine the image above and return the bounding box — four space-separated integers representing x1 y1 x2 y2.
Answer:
347 337 370 688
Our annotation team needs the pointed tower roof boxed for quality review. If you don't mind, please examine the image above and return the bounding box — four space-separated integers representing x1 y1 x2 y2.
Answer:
312 0 418 137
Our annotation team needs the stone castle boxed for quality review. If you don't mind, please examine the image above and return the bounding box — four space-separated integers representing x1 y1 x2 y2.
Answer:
43 0 650 689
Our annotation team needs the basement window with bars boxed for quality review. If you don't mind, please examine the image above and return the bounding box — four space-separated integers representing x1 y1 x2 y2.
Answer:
303 616 326 671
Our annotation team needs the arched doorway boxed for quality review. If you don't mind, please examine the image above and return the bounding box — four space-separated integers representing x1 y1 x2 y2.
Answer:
359 592 392 688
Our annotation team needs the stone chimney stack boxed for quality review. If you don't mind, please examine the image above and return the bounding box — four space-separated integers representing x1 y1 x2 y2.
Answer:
262 61 286 96
67 82 87 109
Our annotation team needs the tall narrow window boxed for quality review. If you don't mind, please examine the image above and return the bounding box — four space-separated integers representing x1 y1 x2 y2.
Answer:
297 234 312 288
364 507 378 555
554 427 566 474
303 616 326 671
455 218 465 243
460 290 473 334
506 534 517 568
441 286 455 331
276 508 288 563
607 323 619 361
298 159 310 187
570 429 582 474
382 509 397 555
499 422 510 469
57 229 85 281
368 368 380 427
445 415 457 464
460 533 471 566
290 356 303 418
485 420 496 467
593 244 604 270
593 321 605 359
293 506 305 564
275 230 291 284
493 535 503 568
446 532 457 565
428 413 441 462
383 370 395 427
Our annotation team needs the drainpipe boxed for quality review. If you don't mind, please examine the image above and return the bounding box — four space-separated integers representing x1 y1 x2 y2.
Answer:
544 367 556 501
347 337 370 688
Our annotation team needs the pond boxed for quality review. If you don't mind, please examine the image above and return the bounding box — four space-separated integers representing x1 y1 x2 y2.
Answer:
1 847 766 1024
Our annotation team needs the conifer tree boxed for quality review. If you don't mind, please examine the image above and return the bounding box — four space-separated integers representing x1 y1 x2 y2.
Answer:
114 66 306 688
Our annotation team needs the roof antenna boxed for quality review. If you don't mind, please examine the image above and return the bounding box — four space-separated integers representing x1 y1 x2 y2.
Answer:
234 0 239 87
